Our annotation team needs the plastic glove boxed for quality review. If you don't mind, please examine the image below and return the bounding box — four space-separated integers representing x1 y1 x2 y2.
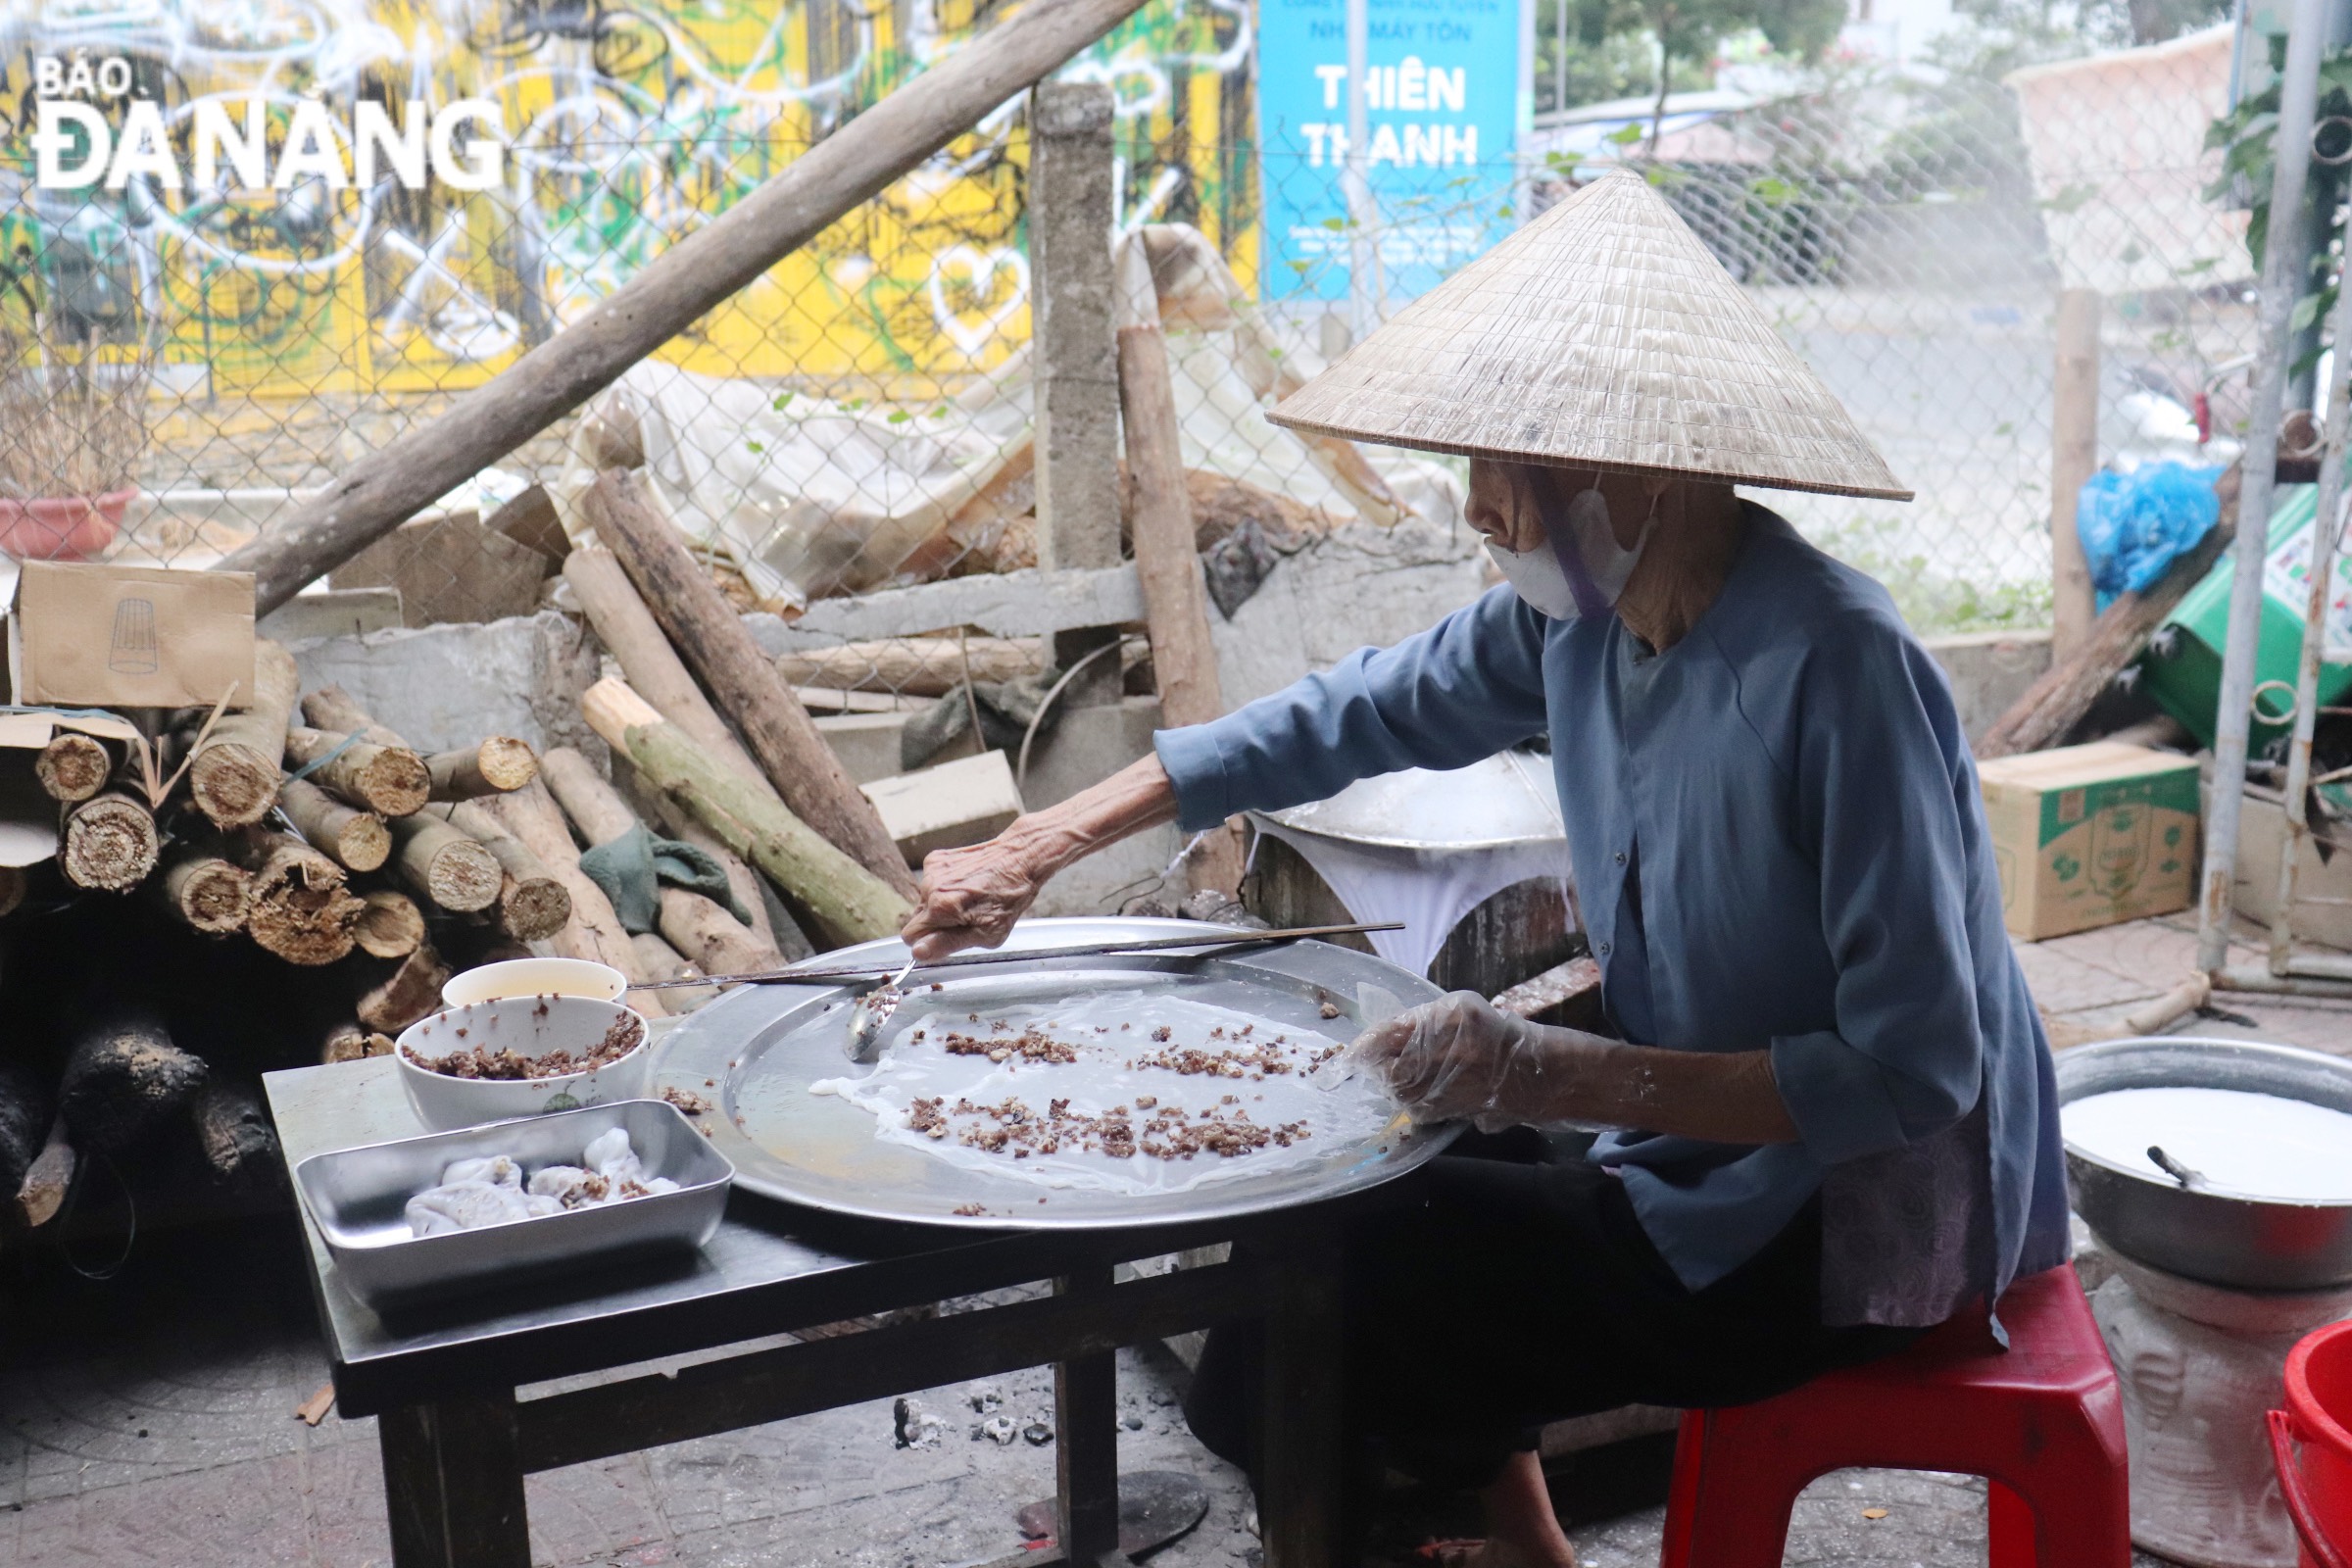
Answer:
1343 991 1605 1131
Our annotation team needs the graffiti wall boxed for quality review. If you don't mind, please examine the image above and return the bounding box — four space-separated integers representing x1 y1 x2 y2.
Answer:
0 0 1257 397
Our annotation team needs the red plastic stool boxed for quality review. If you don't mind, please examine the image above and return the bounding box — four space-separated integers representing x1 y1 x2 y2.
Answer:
1657 1263 2129 1566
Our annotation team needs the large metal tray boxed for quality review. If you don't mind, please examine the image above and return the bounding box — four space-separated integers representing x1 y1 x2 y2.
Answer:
657 918 1455 1230
292 1099 735 1306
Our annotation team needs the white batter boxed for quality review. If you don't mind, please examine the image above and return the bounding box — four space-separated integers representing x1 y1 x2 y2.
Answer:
2063 1086 2352 1202
809 989 1395 1196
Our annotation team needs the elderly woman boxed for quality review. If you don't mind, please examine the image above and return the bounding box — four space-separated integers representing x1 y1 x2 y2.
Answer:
902 173 2068 1566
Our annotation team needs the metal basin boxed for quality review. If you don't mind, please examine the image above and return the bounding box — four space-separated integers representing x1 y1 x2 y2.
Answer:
2055 1036 2352 1291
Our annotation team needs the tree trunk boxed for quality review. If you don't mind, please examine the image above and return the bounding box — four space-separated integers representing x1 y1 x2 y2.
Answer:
284 727 431 816
34 732 112 803
427 738 539 799
277 777 391 872
478 780 667 1013
446 803 572 942
62 792 160 892
227 830 367 965
660 886 788 978
299 686 400 745
357 941 452 1034
158 841 253 934
539 746 641 845
579 471 919 898
582 677 909 945
59 1011 208 1153
321 1021 394 1065
189 640 301 827
354 889 426 958
389 814 502 912
214 0 1161 613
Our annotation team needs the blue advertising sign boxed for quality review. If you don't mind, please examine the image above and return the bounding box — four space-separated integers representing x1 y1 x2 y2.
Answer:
1256 0 1525 305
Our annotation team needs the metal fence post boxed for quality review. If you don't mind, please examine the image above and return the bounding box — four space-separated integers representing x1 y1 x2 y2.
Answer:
2050 288 2101 662
2199 0 2330 976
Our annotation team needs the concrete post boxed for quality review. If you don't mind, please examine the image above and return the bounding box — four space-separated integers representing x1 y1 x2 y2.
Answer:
1029 82 1122 575
2050 288 2101 662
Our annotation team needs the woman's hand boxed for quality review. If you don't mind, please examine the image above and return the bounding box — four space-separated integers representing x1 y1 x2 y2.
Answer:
898 755 1181 962
901 833 1058 961
1346 992 1553 1128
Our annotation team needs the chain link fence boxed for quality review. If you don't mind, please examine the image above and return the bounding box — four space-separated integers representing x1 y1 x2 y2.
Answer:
0 8 2258 720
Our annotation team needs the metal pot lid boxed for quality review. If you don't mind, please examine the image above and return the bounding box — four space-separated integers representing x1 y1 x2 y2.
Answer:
1253 750 1563 853
657 917 1459 1230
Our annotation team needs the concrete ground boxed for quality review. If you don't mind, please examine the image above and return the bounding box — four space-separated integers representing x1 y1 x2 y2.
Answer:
0 911 2340 1568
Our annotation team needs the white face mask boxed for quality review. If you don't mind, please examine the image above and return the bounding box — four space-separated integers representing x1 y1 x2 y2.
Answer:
1486 484 1653 619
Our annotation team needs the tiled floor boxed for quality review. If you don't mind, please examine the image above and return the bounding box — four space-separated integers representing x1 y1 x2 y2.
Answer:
0 912 2338 1567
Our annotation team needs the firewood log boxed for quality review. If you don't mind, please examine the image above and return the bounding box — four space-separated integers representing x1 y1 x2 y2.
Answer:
427 739 538 799
388 813 501 913
445 802 570 941
299 687 396 744
284 727 431 817
539 746 638 844
580 471 918 897
34 732 112 803
15 1113 74 1227
59 1010 208 1153
321 1021 394 1065
563 547 765 784
278 778 390 873
478 781 667 1014
629 932 717 1010
157 840 253 934
189 640 301 828
356 941 451 1034
581 677 909 945
354 889 425 959
0 1060 51 1200
62 792 160 891
227 830 366 966
189 1081 279 1189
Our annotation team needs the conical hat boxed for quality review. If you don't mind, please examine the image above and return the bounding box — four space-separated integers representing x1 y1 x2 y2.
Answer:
1267 172 1912 501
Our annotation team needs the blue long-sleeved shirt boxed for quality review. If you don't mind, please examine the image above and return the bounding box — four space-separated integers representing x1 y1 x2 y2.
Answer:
1154 506 2070 1324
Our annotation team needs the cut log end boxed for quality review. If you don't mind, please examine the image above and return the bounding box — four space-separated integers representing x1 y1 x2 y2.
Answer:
162 855 253 935
63 793 161 892
191 1082 280 1189
357 943 452 1034
236 832 367 966
15 1113 74 1228
34 733 111 803
60 1014 208 1153
499 875 572 943
322 1022 396 1065
430 737 540 799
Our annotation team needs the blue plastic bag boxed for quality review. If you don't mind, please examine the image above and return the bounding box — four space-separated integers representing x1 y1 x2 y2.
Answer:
2077 462 2226 609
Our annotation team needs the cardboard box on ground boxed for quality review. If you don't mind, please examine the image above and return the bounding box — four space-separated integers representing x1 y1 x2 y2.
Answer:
1979 741 2200 941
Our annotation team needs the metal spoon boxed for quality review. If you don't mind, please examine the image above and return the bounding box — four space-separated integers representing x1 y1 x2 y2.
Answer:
2148 1145 2207 1190
844 957 917 1062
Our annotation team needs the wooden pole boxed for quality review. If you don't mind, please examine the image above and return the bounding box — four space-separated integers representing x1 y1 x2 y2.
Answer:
354 889 427 958
285 727 430 817
62 792 161 891
427 738 538 800
579 470 918 898
278 777 392 872
580 677 910 946
189 640 301 828
34 732 112 803
1113 236 1242 894
217 0 1157 614
357 942 453 1034
479 780 666 1013
158 841 254 934
389 814 502 913
227 829 367 966
2051 288 2102 662
445 802 572 942
562 549 765 785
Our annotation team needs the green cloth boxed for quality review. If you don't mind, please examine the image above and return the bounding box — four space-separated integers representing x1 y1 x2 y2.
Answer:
577 824 753 935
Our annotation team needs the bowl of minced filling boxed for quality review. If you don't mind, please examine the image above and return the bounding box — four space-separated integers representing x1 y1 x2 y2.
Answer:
395 994 653 1132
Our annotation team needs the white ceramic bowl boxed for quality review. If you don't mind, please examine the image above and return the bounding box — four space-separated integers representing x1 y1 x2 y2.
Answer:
442 957 627 1008
396 995 653 1133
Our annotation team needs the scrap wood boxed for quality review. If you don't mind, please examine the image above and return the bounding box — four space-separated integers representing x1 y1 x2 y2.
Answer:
228 829 367 966
217 0 1162 614
1979 462 2240 760
444 802 572 942
157 838 254 935
580 470 920 898
14 1112 74 1228
771 636 1046 697
295 1383 336 1426
580 677 910 946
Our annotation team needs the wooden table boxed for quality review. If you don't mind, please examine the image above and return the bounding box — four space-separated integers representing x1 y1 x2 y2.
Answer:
265 1056 1392 1568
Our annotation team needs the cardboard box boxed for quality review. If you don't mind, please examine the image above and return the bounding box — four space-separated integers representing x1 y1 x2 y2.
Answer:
1978 741 2200 941
8 563 254 709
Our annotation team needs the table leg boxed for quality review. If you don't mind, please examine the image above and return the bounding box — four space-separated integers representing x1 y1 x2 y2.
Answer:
378 1390 531 1568
1054 1268 1123 1567
1261 1246 1345 1568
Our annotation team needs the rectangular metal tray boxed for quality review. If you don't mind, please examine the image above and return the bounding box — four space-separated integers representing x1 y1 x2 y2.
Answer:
292 1099 734 1308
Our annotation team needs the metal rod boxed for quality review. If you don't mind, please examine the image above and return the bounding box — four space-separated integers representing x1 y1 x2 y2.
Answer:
1345 0 1377 341
626 920 1409 991
2270 220 2352 976
2200 0 2330 975
2216 960 2352 997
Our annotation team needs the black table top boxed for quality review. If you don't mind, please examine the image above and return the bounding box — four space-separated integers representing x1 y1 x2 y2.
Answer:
264 1055 1408 1415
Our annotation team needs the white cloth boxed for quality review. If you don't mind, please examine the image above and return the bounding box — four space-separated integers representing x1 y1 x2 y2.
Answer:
1253 820 1570 978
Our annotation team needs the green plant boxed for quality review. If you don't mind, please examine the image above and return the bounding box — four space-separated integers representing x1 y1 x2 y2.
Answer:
2205 36 2352 353
1803 514 2056 635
